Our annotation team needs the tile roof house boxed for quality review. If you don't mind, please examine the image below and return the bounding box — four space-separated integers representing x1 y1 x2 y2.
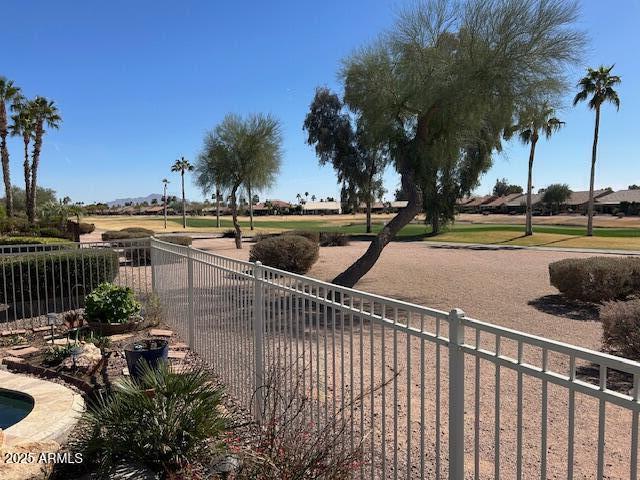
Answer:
596 189 640 205
480 193 524 210
301 201 342 214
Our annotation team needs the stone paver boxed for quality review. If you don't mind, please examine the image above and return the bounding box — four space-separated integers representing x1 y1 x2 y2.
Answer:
168 350 187 360
108 333 134 342
32 326 54 333
5 346 39 357
1 356 25 364
122 367 130 376
149 328 173 337
171 342 190 350
1 329 26 336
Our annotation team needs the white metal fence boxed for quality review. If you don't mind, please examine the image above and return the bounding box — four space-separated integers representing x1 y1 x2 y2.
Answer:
0 239 151 328
150 237 640 479
3 236 638 478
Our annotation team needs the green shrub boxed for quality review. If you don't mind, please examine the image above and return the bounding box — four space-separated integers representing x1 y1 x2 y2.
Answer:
38 227 66 238
85 282 141 324
221 229 236 238
601 299 640 360
0 248 119 319
283 230 320 244
549 257 640 302
320 231 350 247
78 222 96 235
0 235 70 246
0 217 35 235
70 361 226 476
157 235 192 246
101 227 154 241
250 235 319 274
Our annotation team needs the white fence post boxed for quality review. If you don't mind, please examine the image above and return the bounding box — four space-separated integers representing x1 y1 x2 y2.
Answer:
186 246 195 348
150 238 157 294
253 261 265 421
449 308 466 479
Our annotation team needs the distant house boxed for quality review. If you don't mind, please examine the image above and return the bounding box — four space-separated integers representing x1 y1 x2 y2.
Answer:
505 193 543 213
355 201 408 214
301 201 341 215
564 189 610 214
458 196 493 213
596 189 640 215
479 193 524 213
142 205 165 215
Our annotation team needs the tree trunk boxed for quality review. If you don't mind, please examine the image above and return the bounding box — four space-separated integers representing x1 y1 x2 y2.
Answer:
230 183 242 249
28 123 45 224
366 200 372 233
332 168 421 287
431 214 440 235
525 137 537 236
0 104 13 217
248 185 254 231
23 137 31 222
163 184 167 229
587 106 600 237
181 172 186 229
215 186 221 228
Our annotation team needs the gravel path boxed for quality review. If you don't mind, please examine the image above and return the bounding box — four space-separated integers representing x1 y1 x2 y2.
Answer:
186 237 638 479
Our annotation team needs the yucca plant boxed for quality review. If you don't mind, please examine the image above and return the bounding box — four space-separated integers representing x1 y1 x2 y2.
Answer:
71 361 227 477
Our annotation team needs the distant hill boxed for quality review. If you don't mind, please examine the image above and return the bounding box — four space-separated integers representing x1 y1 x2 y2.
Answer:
106 194 163 207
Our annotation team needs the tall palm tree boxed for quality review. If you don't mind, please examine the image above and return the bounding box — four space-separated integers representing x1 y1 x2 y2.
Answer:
573 65 621 236
171 157 193 228
9 97 36 220
0 77 20 216
506 102 564 236
162 178 170 229
28 96 61 223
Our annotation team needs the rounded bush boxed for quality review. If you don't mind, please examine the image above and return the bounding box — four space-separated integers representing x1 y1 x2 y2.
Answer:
38 227 65 238
157 235 192 246
221 229 237 238
283 230 320 244
601 299 640 360
85 282 141 324
549 257 640 303
79 222 96 234
250 235 319 274
102 228 154 241
320 231 350 247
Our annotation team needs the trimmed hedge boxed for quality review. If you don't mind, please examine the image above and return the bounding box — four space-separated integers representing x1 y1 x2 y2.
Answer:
157 235 192 247
549 257 640 303
0 248 120 319
320 231 350 247
79 222 96 235
601 299 640 360
102 228 154 241
283 230 320 244
249 235 319 274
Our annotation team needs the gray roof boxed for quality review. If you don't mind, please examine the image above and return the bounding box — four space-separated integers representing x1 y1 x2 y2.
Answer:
596 189 640 205
506 193 543 207
565 189 609 206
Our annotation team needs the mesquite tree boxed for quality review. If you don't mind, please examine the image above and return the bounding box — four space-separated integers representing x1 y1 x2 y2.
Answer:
304 87 388 232
330 0 585 287
194 113 282 248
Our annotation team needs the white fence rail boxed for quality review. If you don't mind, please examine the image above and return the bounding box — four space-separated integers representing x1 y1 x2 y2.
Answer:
4 236 637 478
150 237 640 479
0 239 151 328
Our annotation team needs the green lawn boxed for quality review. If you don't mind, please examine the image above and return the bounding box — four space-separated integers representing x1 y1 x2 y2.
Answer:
171 217 640 239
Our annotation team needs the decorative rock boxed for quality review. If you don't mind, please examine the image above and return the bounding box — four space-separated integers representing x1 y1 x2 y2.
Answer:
122 367 130 376
1 356 25 365
61 343 102 372
5 346 38 357
149 329 173 337
53 338 71 346
168 350 187 360
0 439 59 480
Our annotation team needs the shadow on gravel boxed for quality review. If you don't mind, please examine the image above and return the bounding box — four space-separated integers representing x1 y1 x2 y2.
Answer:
528 294 599 321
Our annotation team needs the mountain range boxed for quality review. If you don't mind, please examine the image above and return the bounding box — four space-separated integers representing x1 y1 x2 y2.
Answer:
106 194 163 207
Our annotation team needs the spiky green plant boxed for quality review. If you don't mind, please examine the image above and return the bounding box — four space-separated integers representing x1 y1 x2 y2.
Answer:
71 361 226 477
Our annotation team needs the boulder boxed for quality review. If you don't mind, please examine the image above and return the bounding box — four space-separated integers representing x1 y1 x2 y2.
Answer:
61 343 102 372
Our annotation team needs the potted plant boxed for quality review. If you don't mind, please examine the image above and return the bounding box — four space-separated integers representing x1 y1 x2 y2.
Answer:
85 283 142 335
124 339 169 379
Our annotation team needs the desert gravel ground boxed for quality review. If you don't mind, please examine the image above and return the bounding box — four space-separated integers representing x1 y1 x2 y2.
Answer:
186 237 638 479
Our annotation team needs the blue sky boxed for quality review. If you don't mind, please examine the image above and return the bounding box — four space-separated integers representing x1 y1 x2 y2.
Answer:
1 0 639 204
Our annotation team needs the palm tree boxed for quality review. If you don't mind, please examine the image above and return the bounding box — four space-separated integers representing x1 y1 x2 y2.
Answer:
171 157 193 229
162 178 170 229
311 194 316 202
506 102 564 235
27 96 61 224
573 65 621 236
9 97 36 220
0 77 20 216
